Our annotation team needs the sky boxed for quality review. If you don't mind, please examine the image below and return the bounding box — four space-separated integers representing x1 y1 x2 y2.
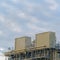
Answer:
0 0 60 52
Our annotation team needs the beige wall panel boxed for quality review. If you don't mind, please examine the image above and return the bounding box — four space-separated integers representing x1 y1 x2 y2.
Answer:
15 37 25 50
36 32 50 48
35 32 56 48
15 37 31 50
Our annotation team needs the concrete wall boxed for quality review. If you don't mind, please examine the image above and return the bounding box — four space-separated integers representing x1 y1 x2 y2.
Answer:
0 55 8 60
49 32 56 48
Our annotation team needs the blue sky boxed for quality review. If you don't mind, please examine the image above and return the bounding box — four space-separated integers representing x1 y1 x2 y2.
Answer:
0 0 60 51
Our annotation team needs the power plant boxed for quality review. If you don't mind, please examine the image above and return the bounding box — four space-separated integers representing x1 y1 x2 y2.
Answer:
5 32 60 60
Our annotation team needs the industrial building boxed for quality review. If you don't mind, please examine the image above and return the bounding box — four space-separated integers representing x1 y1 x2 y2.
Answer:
0 52 8 60
5 32 60 60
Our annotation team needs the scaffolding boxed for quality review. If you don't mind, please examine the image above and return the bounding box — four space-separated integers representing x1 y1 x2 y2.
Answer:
5 47 60 60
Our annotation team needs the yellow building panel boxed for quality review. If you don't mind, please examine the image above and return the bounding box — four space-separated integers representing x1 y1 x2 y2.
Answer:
15 37 25 50
35 32 56 48
15 36 31 50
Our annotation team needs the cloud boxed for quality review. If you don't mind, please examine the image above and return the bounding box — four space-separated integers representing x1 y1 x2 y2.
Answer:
0 0 60 49
0 15 5 22
5 20 22 33
0 15 22 33
18 11 27 19
49 3 58 10
1 2 9 8
11 0 25 4
24 2 35 12
24 1 41 12
12 0 19 3
1 1 15 12
27 23 48 32
45 0 58 10
0 48 4 51
0 30 4 36
17 10 40 24
30 17 39 24
14 0 41 12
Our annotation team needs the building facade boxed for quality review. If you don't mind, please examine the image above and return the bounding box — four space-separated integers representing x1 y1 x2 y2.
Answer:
5 32 60 60
0 52 8 60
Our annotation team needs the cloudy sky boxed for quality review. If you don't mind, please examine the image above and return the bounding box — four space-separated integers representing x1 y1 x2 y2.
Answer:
0 0 60 51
